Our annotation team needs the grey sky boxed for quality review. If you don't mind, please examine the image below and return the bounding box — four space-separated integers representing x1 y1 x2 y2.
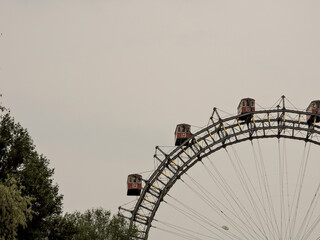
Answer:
1 1 320 239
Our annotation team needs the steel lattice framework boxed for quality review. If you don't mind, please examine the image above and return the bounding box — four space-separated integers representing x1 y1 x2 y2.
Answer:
120 101 320 239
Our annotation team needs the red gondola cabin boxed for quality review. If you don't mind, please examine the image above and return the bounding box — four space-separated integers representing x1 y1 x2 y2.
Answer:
127 174 142 196
237 98 255 121
306 100 320 124
175 124 191 146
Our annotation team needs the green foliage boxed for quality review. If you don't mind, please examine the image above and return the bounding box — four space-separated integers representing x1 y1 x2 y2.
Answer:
16 154 63 239
0 101 137 240
0 103 63 239
0 109 34 179
108 212 139 240
0 176 34 240
63 208 138 240
46 214 79 240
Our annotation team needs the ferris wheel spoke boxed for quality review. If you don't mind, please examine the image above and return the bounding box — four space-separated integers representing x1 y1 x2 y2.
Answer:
295 140 320 240
278 138 287 239
234 142 282 239
182 174 257 240
153 219 222 240
249 140 274 239
202 161 260 239
231 140 280 239
297 181 320 240
284 139 291 239
203 159 265 239
165 193 243 240
201 155 268 240
252 140 281 239
289 141 312 238
187 164 268 240
242 141 284 239
165 192 239 239
279 138 294 239
301 213 320 240
285 142 307 239
225 147 270 239
152 225 204 240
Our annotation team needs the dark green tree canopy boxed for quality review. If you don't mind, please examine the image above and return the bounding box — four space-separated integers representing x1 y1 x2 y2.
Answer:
0 102 137 240
62 208 138 240
0 176 34 240
0 109 34 179
0 104 63 239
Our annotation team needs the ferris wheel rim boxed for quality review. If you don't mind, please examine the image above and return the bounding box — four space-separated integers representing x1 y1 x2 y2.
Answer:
123 107 320 240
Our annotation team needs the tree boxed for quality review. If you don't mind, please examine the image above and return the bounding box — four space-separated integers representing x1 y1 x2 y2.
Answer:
107 212 139 240
0 101 137 239
16 153 63 239
0 176 34 240
46 214 78 240
0 103 63 239
62 208 138 240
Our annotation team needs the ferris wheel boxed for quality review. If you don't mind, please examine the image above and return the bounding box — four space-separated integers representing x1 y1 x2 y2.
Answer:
120 96 320 240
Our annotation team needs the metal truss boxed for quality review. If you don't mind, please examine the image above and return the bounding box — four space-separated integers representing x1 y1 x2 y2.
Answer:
120 105 320 239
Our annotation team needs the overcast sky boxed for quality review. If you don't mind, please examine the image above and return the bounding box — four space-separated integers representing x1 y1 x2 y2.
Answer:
1 1 320 239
